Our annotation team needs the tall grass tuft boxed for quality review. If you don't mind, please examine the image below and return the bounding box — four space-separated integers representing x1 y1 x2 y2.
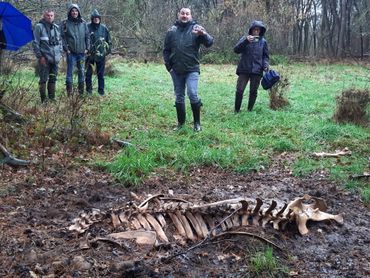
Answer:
333 88 369 126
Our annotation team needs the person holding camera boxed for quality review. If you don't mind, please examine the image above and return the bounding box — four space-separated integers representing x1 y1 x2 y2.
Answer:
85 9 112 96
163 7 214 132
234 20 269 112
33 9 62 103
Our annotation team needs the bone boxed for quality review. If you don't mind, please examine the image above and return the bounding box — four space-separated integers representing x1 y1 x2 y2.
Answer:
204 215 217 236
168 212 186 237
194 213 209 238
107 230 157 245
136 214 152 230
175 211 196 241
111 213 121 228
130 217 143 230
145 213 169 243
232 214 240 227
252 198 263 215
156 213 167 227
185 212 203 238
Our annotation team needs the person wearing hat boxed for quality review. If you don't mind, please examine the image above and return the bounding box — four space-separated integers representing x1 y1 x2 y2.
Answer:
61 4 90 95
85 9 112 96
234 20 269 112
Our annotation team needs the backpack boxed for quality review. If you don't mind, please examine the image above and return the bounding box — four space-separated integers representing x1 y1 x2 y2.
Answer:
261 70 280 90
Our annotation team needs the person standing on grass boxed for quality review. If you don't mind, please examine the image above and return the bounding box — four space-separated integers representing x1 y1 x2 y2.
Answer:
163 7 214 132
85 9 112 96
61 4 90 96
33 9 62 103
234 20 269 113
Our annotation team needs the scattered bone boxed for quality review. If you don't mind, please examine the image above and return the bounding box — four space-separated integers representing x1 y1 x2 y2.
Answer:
105 231 156 245
312 147 351 158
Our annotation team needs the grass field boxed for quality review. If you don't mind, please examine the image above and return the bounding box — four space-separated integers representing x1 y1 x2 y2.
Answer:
83 60 369 200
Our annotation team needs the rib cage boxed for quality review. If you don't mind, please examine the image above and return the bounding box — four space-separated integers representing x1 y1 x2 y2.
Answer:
69 194 344 242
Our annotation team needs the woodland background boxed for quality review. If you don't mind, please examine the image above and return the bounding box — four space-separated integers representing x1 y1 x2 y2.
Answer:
4 0 370 61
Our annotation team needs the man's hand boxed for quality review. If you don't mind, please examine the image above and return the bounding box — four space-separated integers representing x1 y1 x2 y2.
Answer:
192 25 206 36
39 57 47 66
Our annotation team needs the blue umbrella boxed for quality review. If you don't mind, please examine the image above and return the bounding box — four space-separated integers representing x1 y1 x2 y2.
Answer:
0 2 33 51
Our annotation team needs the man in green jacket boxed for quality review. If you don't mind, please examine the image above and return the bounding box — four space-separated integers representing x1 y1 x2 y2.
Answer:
33 9 62 103
61 4 90 95
163 7 213 132
85 9 112 96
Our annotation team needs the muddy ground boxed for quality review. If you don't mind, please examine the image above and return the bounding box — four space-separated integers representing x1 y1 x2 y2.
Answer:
0 152 369 278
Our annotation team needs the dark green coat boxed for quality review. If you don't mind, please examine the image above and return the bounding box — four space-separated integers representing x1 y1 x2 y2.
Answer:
61 4 90 54
163 20 213 74
87 22 112 62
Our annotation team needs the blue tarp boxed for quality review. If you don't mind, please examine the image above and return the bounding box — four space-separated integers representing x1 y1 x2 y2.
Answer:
0 2 33 51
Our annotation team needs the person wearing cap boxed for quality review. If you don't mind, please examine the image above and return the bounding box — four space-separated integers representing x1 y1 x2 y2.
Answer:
234 20 269 112
61 4 90 95
85 9 112 96
33 9 62 103
163 7 214 132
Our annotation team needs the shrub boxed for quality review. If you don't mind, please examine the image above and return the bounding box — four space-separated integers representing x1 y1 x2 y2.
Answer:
268 70 290 110
333 89 369 126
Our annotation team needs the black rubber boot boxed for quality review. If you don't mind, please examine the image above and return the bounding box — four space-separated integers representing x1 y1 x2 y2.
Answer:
174 102 186 131
66 83 73 97
78 82 84 95
234 91 243 113
39 83 47 103
191 100 202 132
47 82 56 101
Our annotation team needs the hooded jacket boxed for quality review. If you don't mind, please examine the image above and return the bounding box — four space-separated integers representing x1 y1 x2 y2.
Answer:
234 20 269 76
33 18 62 64
163 20 213 74
61 4 90 54
87 9 112 62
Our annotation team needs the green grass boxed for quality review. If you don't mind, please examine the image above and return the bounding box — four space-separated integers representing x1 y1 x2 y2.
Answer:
12 61 368 198
95 62 369 192
249 247 288 277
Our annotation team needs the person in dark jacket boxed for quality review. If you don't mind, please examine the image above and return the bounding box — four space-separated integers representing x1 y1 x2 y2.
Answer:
234 20 269 112
33 9 62 103
163 7 214 132
61 4 90 95
85 9 112 96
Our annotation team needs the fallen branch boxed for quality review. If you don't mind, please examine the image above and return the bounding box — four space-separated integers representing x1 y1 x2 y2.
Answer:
112 138 134 148
0 142 30 166
311 147 351 158
212 231 283 251
350 173 370 180
0 100 25 123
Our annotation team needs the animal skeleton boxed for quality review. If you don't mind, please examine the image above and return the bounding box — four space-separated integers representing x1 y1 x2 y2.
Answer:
69 194 343 245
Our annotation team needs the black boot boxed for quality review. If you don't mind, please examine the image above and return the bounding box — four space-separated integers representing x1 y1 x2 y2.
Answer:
191 100 202 132
174 102 186 130
234 91 243 113
47 82 56 101
39 83 47 103
247 93 257 111
66 83 73 97
78 82 84 95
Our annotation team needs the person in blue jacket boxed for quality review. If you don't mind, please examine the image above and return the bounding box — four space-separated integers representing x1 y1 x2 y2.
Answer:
234 20 269 112
163 7 214 132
